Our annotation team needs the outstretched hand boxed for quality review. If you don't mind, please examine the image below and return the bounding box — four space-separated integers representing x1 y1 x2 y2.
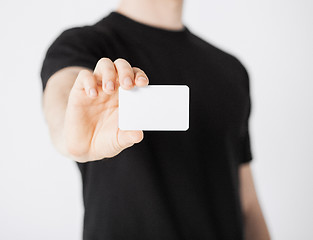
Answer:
64 58 149 162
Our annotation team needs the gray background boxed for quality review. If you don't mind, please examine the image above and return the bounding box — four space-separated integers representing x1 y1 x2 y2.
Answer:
0 0 312 239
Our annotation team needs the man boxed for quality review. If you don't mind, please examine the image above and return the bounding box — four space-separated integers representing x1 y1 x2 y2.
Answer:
41 0 270 239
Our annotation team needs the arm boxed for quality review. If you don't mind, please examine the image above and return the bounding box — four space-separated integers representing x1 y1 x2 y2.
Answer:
43 66 84 157
239 163 271 240
42 58 149 162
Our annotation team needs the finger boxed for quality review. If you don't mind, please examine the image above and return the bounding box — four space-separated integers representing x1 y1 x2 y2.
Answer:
114 58 135 90
94 58 117 95
117 129 144 149
73 69 98 98
133 67 149 87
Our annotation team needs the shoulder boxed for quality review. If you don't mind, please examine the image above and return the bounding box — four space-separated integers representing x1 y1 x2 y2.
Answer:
43 20 113 65
48 25 102 48
55 15 116 41
191 33 246 68
190 32 249 84
41 23 109 91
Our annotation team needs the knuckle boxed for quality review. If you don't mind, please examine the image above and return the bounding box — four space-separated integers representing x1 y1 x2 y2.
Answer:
77 69 90 80
132 131 144 143
133 66 142 72
97 57 112 66
114 59 132 72
79 76 95 88
79 69 91 75
65 140 89 159
114 58 127 65
120 70 133 78
133 67 147 77
104 68 116 80
66 144 84 158
137 72 146 78
83 79 93 88
95 58 116 81
118 68 133 78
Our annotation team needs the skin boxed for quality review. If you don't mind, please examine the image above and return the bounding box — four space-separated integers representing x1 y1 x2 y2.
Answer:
42 0 270 238
240 164 271 239
44 59 149 162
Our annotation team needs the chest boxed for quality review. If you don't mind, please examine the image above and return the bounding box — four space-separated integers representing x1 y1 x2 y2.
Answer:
105 41 248 138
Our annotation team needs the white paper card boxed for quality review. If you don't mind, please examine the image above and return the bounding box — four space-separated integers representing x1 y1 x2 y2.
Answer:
119 85 189 131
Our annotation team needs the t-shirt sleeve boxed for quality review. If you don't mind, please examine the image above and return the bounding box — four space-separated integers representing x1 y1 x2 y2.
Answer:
238 64 253 164
40 27 100 91
241 125 253 164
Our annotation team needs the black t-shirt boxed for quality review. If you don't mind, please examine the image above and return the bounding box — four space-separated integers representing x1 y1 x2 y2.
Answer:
41 11 253 240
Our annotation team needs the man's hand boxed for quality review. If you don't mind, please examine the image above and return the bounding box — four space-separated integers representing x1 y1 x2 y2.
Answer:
43 58 149 163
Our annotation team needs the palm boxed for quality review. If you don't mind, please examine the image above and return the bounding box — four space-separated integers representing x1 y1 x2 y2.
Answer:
65 85 121 160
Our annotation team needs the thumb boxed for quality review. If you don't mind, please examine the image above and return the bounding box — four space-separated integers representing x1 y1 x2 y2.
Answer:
117 129 144 149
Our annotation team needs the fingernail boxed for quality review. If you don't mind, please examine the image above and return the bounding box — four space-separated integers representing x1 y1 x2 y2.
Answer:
89 88 97 97
106 81 114 91
124 77 133 87
138 77 148 83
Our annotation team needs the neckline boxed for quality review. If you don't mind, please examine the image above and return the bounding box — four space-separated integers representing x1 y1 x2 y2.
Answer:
105 11 190 38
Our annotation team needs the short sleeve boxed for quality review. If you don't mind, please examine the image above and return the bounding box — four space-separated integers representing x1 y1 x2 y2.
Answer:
238 64 253 164
241 126 253 164
40 27 101 91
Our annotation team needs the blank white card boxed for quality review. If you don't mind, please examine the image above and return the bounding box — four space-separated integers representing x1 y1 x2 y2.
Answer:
119 85 189 131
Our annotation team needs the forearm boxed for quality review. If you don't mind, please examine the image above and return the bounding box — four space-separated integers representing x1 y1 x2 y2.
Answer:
42 66 85 156
240 164 270 239
243 200 270 240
